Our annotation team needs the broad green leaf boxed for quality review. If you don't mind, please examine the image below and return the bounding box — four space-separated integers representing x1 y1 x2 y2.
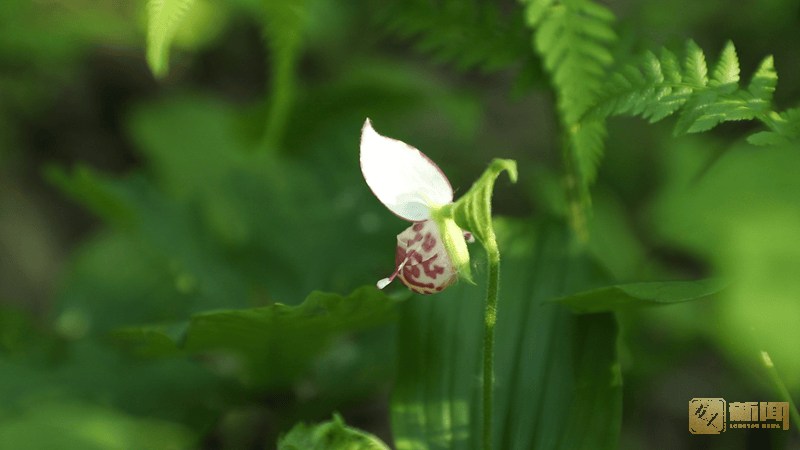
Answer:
391 219 621 450
111 286 397 387
554 278 725 314
279 413 391 450
147 0 197 77
0 402 194 450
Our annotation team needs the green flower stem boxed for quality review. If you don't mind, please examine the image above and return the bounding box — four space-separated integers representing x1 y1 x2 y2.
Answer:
482 240 500 450
761 351 800 431
440 158 517 450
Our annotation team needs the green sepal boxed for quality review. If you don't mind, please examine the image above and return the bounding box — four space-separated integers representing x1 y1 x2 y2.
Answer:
441 159 518 255
430 210 475 285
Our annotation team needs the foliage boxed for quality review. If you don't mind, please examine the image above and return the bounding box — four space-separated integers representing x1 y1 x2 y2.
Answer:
0 402 195 450
369 0 544 94
147 0 198 77
747 107 800 145
2 0 800 448
554 278 726 314
585 40 780 136
529 0 615 175
445 159 518 251
520 0 617 236
392 219 621 450
279 413 391 450
650 141 800 389
111 287 396 388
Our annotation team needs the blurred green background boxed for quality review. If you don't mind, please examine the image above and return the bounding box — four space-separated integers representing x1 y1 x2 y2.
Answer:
1 0 799 449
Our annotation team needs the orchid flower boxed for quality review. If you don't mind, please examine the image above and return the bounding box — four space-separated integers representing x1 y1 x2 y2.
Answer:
361 117 518 450
360 118 475 294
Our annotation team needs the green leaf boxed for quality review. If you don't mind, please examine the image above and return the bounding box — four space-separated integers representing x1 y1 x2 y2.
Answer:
553 278 725 314
710 40 740 88
0 402 195 450
661 47 682 84
279 413 391 450
391 219 621 450
146 0 197 78
683 40 708 87
747 55 777 103
111 286 397 387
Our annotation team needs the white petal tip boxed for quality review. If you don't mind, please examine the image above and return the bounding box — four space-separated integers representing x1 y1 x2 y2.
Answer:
377 278 391 290
359 117 453 221
463 231 475 243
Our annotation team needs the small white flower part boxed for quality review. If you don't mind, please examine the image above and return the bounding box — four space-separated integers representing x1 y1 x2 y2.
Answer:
360 119 453 222
376 220 457 294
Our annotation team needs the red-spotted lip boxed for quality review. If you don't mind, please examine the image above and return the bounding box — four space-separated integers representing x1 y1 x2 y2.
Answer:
394 220 457 294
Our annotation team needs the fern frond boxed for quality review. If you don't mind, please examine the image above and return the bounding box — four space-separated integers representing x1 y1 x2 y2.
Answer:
586 40 779 137
523 0 616 191
529 0 616 126
147 0 197 78
522 0 616 239
372 0 537 73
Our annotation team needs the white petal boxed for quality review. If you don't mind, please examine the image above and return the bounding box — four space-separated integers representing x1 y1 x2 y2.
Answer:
360 118 453 221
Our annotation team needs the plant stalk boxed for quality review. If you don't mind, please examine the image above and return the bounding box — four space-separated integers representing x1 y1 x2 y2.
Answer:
761 351 800 432
482 242 501 450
